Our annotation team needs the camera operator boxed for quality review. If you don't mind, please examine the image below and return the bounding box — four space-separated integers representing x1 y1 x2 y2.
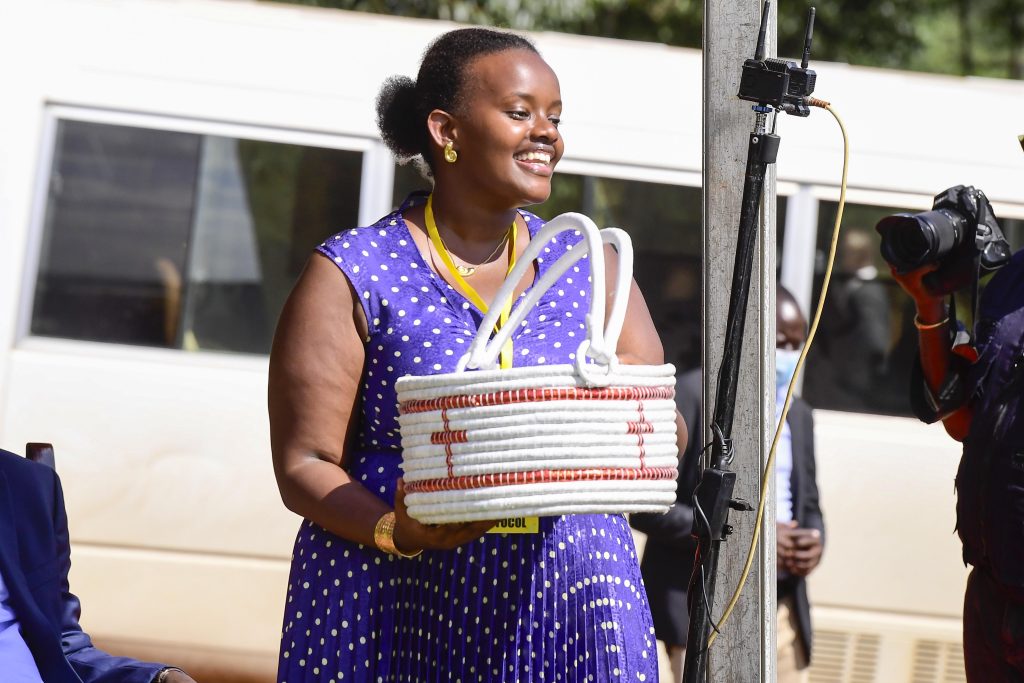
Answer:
886 187 1023 681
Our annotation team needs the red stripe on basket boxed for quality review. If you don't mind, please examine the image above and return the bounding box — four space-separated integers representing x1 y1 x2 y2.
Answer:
400 385 674 414
626 421 654 434
431 430 468 445
404 466 678 493
636 400 648 469
441 408 455 477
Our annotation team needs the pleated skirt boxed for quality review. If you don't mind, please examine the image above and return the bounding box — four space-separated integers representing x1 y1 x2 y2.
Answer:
276 513 659 683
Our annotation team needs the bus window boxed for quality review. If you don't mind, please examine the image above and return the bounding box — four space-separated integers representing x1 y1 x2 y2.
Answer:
798 202 916 415
393 168 806 376
533 174 703 374
394 166 706 370
29 118 363 354
999 215 1024 251
392 162 428 207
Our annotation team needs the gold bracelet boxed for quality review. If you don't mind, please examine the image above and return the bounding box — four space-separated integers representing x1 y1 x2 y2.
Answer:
373 511 422 558
914 314 949 331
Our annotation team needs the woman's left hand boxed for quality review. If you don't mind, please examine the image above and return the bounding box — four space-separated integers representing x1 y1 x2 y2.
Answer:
392 479 496 553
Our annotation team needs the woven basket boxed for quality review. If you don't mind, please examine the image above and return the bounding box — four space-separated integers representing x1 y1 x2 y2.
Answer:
396 213 678 523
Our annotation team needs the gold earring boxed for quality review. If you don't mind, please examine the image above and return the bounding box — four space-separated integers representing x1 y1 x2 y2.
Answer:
444 141 458 164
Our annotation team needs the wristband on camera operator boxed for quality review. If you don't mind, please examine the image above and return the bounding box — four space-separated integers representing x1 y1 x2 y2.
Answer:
877 185 1011 428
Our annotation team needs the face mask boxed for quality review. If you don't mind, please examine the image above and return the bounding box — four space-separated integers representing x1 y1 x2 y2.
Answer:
775 348 802 392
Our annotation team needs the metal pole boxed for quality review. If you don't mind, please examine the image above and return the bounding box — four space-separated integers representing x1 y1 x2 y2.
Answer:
702 0 776 680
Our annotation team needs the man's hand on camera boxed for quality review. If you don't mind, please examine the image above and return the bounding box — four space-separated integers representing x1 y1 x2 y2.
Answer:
890 263 948 326
889 263 940 305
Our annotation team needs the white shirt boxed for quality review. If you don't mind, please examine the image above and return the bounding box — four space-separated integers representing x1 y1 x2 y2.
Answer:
775 385 794 523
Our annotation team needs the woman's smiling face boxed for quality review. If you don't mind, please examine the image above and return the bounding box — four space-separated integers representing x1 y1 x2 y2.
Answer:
446 49 564 208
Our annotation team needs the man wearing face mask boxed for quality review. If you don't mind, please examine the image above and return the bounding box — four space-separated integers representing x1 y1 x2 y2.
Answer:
631 285 825 683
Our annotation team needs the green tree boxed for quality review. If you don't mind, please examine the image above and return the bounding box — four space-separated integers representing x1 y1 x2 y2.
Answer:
777 0 927 71
270 0 1022 79
899 0 1023 78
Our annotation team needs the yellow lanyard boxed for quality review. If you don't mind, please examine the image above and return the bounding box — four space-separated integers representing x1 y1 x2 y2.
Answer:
425 194 517 369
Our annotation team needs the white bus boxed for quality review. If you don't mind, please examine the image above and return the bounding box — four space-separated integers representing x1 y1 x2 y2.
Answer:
1 0 1022 680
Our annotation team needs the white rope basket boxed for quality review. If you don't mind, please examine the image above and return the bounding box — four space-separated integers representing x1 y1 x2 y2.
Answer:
396 213 678 523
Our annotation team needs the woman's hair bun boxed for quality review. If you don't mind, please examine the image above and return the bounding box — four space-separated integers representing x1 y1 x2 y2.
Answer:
375 29 538 173
376 75 422 160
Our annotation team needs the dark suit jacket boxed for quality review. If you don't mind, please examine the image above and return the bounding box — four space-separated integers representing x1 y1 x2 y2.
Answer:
0 448 167 683
631 369 825 661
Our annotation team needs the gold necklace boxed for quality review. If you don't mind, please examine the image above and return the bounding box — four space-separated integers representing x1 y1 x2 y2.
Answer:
427 203 514 278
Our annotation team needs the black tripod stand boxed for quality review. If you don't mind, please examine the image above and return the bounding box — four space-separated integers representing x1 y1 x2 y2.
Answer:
681 4 817 681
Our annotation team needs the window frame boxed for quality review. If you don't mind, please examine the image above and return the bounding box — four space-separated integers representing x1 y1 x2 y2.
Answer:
18 105 394 359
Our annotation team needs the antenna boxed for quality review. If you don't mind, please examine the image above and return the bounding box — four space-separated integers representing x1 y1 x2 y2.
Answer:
801 7 816 69
753 0 771 61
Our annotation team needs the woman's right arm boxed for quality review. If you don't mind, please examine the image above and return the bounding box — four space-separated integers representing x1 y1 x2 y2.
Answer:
268 254 493 551
268 254 391 547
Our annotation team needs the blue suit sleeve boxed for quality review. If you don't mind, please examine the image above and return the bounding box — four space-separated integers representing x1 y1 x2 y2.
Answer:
48 471 169 683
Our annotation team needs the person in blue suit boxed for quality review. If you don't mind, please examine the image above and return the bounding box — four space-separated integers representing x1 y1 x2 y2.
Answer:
0 448 195 683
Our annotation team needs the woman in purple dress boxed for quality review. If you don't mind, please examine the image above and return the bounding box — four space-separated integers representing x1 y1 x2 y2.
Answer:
269 27 682 682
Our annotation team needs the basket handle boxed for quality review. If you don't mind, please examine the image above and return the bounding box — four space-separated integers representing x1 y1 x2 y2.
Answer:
456 213 633 379
597 226 633 366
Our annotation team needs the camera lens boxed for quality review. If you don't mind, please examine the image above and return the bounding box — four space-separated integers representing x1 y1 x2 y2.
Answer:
876 215 936 270
876 209 964 272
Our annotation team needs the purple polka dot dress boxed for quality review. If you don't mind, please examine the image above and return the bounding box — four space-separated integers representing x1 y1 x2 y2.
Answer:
276 194 659 683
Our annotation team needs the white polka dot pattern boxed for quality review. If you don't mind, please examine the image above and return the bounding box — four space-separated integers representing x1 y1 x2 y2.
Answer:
277 194 658 682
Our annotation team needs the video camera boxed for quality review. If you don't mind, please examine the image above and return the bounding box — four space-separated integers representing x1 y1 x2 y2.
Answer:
875 185 1011 296
737 8 817 116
